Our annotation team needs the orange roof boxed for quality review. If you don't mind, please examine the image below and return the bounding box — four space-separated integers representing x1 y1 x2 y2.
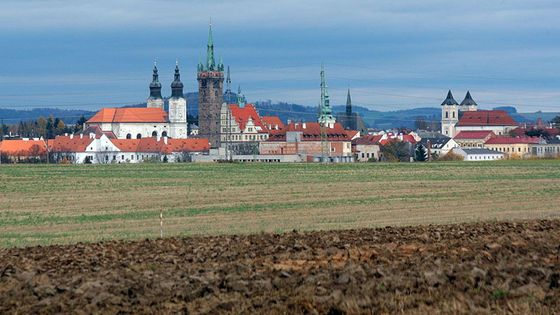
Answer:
0 139 47 155
454 130 495 139
261 116 284 130
353 135 383 145
457 110 516 127
228 104 268 133
163 139 210 154
345 130 360 140
50 136 94 152
111 138 164 153
378 134 417 146
87 108 168 123
485 136 540 145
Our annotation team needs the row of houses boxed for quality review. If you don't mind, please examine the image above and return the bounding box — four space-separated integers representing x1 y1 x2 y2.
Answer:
0 134 209 163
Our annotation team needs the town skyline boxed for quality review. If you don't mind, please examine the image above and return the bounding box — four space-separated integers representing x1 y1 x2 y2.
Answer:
1 1 559 112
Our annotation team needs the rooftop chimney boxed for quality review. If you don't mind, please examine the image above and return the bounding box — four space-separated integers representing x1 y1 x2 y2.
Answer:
80 134 83 139
89 133 95 139
163 136 168 145
70 134 74 139
302 123 307 129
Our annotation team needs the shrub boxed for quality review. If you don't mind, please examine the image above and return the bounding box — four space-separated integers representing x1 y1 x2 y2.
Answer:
437 151 464 161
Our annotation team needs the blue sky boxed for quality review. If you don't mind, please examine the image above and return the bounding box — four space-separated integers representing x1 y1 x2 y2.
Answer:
0 0 559 112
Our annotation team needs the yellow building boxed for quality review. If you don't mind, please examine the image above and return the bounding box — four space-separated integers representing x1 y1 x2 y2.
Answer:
483 137 539 159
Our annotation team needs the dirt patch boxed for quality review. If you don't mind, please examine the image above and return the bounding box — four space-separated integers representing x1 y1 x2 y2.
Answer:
1 220 560 314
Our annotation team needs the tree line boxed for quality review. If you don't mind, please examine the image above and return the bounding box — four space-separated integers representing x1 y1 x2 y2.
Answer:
0 116 87 139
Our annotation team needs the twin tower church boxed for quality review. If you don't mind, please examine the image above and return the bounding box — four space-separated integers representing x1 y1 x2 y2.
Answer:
85 24 225 147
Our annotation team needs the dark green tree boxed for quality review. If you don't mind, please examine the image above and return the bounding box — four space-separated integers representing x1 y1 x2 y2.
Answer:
415 145 428 162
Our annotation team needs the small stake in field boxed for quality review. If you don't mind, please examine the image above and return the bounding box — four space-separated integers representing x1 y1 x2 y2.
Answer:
160 208 163 238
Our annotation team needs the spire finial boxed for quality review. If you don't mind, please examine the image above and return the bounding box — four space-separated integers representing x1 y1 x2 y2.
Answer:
206 20 215 70
346 88 352 116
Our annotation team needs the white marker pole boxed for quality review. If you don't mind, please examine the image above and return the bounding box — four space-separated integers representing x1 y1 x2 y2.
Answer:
160 208 163 238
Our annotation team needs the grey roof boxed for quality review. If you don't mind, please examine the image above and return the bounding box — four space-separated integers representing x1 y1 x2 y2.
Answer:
461 148 504 155
460 91 477 106
441 90 459 106
419 136 451 149
546 138 560 144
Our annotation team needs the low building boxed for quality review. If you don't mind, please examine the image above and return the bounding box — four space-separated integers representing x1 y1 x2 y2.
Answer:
0 138 47 163
483 136 540 159
533 138 560 158
352 135 382 162
260 122 353 160
452 148 505 161
454 130 496 148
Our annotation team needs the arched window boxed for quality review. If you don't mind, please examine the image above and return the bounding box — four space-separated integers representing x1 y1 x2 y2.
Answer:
126 133 131 139
152 131 158 138
136 134 142 139
445 111 449 118
161 131 168 137
452 111 455 118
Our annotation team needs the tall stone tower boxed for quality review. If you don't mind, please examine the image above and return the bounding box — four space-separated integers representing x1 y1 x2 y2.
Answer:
317 65 336 128
441 90 459 137
147 62 164 109
168 62 188 139
197 23 224 148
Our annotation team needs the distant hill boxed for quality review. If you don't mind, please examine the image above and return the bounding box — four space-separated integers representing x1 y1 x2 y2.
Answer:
1 94 557 129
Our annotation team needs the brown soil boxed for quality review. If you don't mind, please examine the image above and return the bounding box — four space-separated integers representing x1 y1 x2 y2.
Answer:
1 220 560 314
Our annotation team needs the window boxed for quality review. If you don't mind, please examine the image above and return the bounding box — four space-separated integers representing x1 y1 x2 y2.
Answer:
452 111 455 118
162 131 167 137
136 134 142 139
445 111 449 118
122 155 125 160
126 133 131 139
152 131 158 138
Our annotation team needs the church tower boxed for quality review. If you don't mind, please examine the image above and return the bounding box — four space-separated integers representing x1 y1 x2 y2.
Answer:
441 90 459 137
168 62 188 138
318 65 336 128
147 62 164 109
197 23 224 148
460 91 478 112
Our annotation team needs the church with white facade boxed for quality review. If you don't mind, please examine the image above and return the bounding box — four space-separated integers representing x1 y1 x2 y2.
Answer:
85 63 188 139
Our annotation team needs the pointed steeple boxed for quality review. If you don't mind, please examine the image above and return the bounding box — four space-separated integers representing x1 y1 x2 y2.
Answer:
149 61 162 99
460 90 477 106
226 66 232 92
318 64 335 125
441 90 459 106
206 21 216 71
171 61 184 98
345 88 352 116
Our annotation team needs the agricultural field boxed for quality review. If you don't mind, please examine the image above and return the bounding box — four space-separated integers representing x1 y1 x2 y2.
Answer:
1 220 559 313
1 160 559 248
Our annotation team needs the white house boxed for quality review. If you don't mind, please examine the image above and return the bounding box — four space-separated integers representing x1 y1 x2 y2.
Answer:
452 147 505 161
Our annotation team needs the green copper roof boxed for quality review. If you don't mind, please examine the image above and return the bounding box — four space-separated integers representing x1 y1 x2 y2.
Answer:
318 64 335 124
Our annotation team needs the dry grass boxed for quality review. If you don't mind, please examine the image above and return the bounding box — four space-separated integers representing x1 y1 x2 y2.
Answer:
1 160 559 247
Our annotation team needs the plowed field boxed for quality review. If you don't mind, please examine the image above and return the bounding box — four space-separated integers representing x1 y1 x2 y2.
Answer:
2 220 559 314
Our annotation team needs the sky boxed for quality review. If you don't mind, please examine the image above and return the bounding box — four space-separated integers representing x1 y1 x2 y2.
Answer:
0 0 559 113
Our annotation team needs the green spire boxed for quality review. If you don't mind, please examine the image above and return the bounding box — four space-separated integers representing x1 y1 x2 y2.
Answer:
206 21 216 71
318 64 335 126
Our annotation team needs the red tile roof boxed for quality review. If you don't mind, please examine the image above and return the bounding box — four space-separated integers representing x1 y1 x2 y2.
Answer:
228 104 268 133
353 135 383 145
49 136 94 152
261 116 284 130
87 108 168 123
454 130 496 140
344 130 360 140
0 139 47 155
457 110 516 127
485 136 540 145
267 122 352 142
